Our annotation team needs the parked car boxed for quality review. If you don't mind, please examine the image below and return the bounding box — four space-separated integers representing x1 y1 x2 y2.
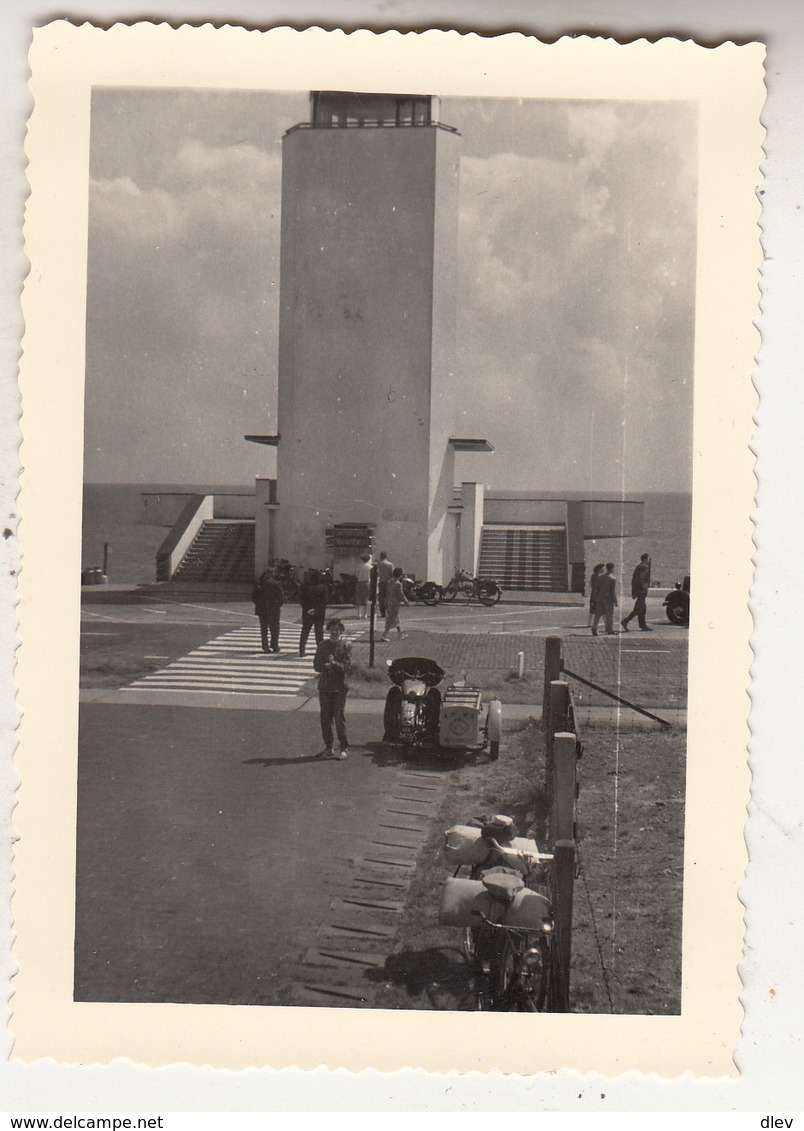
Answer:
663 574 690 626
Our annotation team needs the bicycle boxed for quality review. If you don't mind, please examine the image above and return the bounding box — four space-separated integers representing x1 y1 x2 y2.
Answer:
441 819 558 1011
467 913 555 1012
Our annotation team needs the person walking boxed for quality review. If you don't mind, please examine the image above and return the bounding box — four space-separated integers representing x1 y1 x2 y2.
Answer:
380 566 409 642
621 552 652 632
298 569 329 657
252 567 284 653
592 562 618 636
313 618 351 759
587 562 605 628
355 553 372 619
376 551 394 617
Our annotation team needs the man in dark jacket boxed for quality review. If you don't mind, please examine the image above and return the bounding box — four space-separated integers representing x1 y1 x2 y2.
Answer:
621 552 652 632
313 618 352 759
252 568 284 653
298 570 329 657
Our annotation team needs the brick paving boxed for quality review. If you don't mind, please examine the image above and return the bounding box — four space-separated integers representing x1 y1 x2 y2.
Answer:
365 628 688 712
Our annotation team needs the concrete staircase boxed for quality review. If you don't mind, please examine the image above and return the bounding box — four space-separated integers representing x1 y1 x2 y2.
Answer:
171 519 255 583
478 525 568 591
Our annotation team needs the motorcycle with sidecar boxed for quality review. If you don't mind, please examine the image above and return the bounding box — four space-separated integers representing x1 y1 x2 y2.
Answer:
382 656 502 759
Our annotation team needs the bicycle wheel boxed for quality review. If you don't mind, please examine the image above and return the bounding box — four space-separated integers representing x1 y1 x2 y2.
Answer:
443 584 458 602
490 933 520 1009
519 938 550 1012
493 933 549 1011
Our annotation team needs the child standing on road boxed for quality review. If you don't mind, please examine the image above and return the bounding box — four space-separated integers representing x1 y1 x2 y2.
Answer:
313 618 351 759
380 566 409 642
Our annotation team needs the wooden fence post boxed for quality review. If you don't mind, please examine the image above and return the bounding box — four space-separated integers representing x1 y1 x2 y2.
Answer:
542 636 562 727
552 839 575 1013
545 680 570 795
552 733 577 843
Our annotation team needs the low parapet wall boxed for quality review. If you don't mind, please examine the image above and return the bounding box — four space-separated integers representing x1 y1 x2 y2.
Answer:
142 490 256 526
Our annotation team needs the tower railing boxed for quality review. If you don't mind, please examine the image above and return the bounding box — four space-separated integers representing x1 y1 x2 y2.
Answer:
285 119 460 137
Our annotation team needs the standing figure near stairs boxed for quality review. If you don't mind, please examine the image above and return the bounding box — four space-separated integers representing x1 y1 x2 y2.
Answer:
252 568 285 653
298 570 329 657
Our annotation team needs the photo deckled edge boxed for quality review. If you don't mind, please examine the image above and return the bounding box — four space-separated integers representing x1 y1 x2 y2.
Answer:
12 23 764 1076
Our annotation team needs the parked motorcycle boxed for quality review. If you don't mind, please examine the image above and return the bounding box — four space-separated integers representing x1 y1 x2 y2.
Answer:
327 571 357 605
382 657 502 759
270 558 301 601
442 568 502 606
401 575 444 606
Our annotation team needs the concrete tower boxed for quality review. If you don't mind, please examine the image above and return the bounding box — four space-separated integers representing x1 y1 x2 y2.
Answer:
272 92 485 583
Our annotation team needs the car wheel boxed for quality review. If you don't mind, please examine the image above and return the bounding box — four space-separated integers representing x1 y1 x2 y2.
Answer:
665 592 689 626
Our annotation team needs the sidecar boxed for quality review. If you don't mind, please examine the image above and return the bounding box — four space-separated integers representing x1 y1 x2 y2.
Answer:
382 656 503 759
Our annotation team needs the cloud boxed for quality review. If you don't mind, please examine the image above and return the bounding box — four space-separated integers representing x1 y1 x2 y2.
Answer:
453 102 696 491
85 138 283 483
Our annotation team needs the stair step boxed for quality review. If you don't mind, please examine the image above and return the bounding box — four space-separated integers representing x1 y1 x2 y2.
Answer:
173 520 255 583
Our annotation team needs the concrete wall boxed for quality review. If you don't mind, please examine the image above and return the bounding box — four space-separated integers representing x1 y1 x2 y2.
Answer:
254 478 277 577
483 497 569 525
275 125 459 581
426 131 461 584
458 482 485 574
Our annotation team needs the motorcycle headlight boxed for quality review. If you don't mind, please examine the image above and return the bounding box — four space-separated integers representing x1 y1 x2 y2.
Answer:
523 948 543 968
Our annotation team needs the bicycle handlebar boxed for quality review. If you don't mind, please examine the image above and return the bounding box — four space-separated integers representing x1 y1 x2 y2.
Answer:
472 910 553 934
486 835 554 863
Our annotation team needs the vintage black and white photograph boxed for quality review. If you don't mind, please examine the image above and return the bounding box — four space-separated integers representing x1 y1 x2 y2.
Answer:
14 24 761 1076
76 83 694 1015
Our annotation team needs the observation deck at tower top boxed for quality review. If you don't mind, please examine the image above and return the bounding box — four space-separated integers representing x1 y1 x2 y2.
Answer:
284 91 460 136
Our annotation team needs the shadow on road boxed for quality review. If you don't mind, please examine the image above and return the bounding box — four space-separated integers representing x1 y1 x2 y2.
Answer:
356 740 485 773
243 754 339 767
366 945 478 1010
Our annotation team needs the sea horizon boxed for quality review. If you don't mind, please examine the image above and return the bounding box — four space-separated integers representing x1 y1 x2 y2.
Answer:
82 482 692 587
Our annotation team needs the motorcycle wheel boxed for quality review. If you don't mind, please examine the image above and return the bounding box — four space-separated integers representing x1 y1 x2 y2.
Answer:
421 583 442 606
478 582 502 606
463 926 478 963
443 584 458 602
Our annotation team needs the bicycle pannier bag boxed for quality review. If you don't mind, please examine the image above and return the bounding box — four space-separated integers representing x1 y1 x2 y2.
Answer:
505 887 552 929
438 877 501 927
443 825 491 866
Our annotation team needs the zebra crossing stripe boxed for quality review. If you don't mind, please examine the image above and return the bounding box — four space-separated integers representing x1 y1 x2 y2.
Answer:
125 623 361 696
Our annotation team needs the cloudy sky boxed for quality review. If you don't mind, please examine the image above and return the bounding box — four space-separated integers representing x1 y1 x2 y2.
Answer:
84 90 696 493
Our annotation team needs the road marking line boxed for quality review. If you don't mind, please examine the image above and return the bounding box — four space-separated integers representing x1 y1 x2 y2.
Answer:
141 596 255 619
